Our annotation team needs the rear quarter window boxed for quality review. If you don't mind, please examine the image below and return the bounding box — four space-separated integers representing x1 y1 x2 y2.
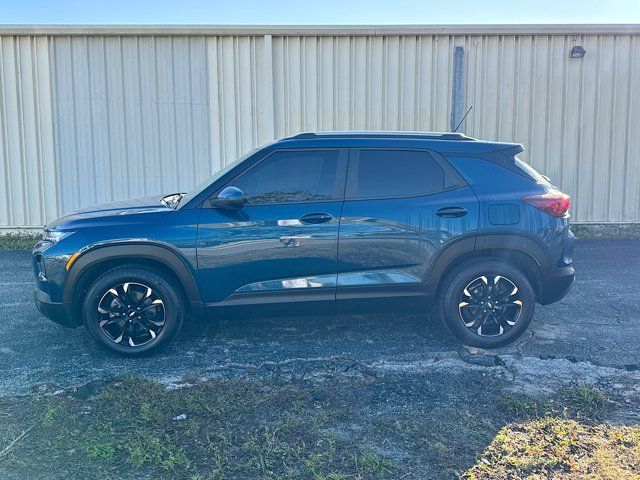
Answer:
514 157 551 185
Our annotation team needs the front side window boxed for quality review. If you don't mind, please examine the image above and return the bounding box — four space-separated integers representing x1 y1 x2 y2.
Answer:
229 149 345 205
347 149 457 199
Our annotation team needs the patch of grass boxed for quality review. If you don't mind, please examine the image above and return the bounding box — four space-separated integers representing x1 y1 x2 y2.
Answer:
40 404 57 428
556 384 610 420
464 417 640 479
0 375 631 480
359 451 392 476
85 440 116 461
0 232 40 250
571 223 640 239
500 384 611 422
0 376 395 479
500 394 549 418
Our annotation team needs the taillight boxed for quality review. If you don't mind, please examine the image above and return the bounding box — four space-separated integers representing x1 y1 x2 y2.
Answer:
523 192 570 218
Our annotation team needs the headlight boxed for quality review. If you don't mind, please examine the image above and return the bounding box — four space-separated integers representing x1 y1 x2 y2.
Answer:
42 230 73 243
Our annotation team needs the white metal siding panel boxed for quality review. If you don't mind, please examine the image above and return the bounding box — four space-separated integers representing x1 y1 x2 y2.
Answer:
0 28 639 227
50 35 213 214
459 33 640 223
0 36 56 227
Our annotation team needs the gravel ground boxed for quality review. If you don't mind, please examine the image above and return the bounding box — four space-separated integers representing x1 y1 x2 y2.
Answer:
0 239 639 408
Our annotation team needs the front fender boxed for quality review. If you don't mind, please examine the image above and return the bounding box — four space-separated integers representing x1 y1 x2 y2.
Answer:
63 242 202 307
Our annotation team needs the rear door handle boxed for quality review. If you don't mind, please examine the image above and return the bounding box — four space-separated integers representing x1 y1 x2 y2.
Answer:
436 206 468 218
299 212 334 224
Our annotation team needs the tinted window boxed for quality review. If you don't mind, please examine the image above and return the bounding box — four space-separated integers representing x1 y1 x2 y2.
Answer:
348 149 449 199
230 149 344 205
514 156 551 185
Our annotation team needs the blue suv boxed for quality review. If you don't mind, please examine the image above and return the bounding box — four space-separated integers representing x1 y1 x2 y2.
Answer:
33 132 574 355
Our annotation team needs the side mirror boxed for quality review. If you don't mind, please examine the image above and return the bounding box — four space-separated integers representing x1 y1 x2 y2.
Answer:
209 186 245 209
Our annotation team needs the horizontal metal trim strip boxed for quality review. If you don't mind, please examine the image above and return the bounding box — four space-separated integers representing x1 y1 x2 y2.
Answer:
0 24 639 37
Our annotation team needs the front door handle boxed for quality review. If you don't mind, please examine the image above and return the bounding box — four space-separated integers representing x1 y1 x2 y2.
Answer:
299 212 334 224
436 206 468 218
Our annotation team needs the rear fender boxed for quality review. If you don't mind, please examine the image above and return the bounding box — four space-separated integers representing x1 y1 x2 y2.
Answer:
426 233 551 298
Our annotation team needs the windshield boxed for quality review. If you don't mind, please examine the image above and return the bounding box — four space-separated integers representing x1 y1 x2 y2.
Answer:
177 149 256 208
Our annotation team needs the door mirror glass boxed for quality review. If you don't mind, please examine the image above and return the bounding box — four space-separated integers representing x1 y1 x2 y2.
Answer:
209 186 245 209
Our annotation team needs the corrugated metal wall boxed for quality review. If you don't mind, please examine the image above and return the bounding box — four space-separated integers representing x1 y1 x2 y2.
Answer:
0 36 57 227
1 26 639 227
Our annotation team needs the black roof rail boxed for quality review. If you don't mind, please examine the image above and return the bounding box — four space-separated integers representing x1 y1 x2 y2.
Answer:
285 131 476 141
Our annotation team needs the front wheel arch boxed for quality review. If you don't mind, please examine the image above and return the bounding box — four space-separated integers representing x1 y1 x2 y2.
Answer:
65 244 201 326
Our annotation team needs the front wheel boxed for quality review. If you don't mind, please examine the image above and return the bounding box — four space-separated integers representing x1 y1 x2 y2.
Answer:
82 267 185 356
436 259 535 349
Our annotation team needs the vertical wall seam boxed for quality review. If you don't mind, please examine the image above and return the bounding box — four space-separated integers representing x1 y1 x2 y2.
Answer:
15 37 28 225
40 35 59 223
31 37 44 224
558 35 568 189
87 36 98 204
0 38 13 225
605 36 618 222
622 36 634 220
589 36 601 221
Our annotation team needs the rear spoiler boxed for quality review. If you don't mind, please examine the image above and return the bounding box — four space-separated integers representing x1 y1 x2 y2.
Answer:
487 143 535 181
495 143 525 157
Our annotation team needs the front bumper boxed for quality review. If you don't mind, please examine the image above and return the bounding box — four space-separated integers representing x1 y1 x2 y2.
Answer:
540 265 575 305
34 288 76 328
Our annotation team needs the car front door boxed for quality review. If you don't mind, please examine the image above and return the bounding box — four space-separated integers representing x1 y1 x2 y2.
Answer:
196 148 348 312
336 148 479 311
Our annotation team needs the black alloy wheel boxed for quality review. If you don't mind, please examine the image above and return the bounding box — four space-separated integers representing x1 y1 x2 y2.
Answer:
97 282 166 347
83 266 185 355
458 275 523 336
436 258 535 349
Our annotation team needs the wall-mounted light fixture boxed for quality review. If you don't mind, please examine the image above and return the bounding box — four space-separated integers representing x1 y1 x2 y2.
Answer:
570 46 586 58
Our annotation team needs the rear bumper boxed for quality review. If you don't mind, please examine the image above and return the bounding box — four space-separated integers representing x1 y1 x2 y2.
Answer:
540 265 575 305
34 288 76 328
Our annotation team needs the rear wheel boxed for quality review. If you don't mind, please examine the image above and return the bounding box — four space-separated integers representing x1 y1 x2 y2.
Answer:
82 267 185 355
436 259 535 348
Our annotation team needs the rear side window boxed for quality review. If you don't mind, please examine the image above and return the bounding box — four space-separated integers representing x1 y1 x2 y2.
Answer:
228 149 346 205
346 149 463 199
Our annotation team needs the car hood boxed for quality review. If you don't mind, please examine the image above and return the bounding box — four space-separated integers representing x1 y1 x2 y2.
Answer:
46 195 173 230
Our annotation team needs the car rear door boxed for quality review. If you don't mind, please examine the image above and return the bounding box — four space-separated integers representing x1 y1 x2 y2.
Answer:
336 147 479 311
196 148 348 312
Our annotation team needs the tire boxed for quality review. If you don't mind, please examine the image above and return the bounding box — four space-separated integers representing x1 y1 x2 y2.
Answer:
82 266 185 356
435 259 535 349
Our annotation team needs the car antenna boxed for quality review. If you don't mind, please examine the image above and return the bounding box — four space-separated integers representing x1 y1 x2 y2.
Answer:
453 106 473 133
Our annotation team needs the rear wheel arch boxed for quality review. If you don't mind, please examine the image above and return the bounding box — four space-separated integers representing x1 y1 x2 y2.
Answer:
65 244 201 326
427 234 547 302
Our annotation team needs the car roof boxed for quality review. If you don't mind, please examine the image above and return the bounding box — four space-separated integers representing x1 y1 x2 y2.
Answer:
287 131 474 141
274 131 522 154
